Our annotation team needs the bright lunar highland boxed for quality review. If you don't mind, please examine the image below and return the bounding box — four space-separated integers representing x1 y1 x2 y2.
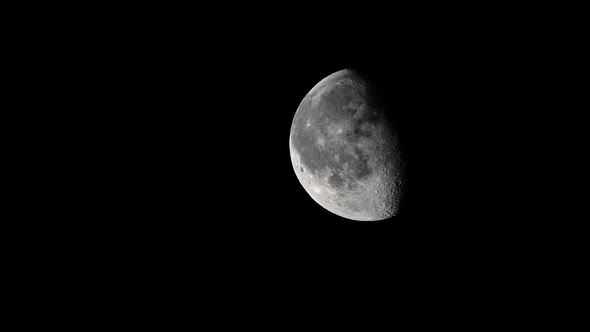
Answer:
289 69 405 221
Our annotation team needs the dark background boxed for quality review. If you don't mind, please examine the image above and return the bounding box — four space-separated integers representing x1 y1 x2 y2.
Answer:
11 3 583 324
64 7 564 253
53 12 567 286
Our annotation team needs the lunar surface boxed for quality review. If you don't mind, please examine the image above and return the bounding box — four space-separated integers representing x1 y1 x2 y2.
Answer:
289 69 405 221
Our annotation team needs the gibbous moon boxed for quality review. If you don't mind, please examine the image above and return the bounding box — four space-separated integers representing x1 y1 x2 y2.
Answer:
289 69 405 221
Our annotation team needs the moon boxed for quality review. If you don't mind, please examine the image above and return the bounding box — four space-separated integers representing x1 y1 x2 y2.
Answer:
289 69 405 221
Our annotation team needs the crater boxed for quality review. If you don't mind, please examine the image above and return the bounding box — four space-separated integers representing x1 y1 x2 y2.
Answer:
328 173 345 189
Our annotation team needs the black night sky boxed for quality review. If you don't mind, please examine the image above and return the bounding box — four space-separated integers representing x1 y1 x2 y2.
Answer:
105 13 546 256
25 3 577 322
